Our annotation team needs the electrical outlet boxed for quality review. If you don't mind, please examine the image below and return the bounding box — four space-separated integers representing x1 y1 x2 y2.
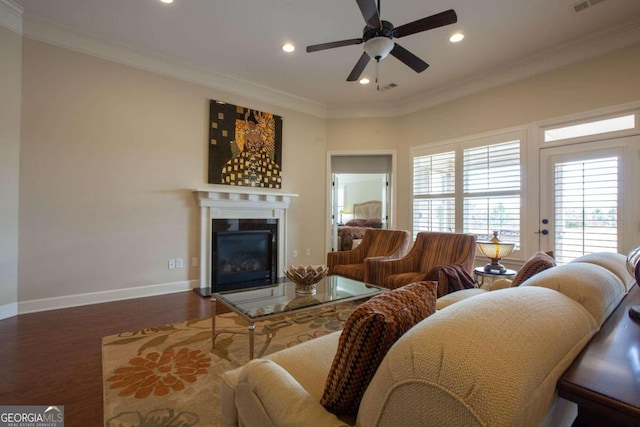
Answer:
306 248 311 256
191 257 199 267
168 259 176 270
293 250 298 258
176 258 184 269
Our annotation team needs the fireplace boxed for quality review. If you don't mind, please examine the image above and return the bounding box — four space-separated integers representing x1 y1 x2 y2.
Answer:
194 187 297 296
212 219 277 292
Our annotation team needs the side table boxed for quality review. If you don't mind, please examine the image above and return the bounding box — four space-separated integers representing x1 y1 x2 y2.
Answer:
473 267 516 287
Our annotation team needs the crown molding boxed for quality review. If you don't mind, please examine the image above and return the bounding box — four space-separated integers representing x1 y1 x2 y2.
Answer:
21 15 329 118
20 13 640 120
0 0 23 35
327 17 640 119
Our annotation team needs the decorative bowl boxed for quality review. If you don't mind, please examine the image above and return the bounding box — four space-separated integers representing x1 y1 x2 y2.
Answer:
284 265 329 295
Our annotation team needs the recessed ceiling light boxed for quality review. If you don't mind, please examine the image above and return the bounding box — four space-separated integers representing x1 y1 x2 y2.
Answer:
282 43 295 53
449 32 464 43
359 78 370 85
160 0 174 3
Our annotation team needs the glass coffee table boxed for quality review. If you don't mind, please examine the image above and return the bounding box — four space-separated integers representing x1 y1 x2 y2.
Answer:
211 275 385 359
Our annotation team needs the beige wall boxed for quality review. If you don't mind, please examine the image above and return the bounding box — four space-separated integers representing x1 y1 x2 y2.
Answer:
393 44 640 229
0 25 21 313
327 44 640 231
19 39 327 303
14 35 640 309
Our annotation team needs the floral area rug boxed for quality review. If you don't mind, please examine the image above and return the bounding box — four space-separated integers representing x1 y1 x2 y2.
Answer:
102 303 356 427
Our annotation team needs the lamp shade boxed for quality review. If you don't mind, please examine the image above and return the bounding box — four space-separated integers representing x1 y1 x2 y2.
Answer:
477 231 515 273
477 241 515 260
364 37 394 60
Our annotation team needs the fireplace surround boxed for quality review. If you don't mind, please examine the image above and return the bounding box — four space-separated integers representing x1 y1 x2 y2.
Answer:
194 187 297 296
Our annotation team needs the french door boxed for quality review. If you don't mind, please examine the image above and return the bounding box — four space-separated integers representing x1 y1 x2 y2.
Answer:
539 136 640 263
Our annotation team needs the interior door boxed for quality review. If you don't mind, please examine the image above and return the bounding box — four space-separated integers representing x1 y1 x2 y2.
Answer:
539 136 640 263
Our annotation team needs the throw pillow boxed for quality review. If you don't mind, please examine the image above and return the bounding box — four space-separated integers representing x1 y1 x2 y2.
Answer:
364 218 382 228
511 251 556 287
320 281 437 415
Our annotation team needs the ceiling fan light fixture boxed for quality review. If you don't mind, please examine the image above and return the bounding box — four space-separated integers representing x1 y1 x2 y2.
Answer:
359 78 370 84
364 37 394 60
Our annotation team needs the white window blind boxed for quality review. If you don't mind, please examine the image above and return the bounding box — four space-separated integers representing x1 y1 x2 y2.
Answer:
412 133 522 248
554 157 618 263
412 151 455 236
463 141 521 245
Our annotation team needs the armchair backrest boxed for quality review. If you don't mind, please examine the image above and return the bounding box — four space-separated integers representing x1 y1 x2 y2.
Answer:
361 229 412 259
414 232 477 273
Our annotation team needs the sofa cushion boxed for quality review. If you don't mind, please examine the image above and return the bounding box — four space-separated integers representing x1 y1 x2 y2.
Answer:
332 264 365 282
383 272 429 289
358 287 599 427
571 252 635 292
320 281 437 415
511 251 556 287
436 288 487 310
521 262 626 325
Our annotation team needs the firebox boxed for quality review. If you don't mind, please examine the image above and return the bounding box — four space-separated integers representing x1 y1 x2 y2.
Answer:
213 230 273 292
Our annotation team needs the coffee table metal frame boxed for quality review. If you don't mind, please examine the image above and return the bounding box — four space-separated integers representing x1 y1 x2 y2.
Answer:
211 276 385 360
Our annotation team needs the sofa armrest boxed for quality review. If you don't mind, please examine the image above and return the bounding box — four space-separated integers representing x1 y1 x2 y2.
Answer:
327 245 366 274
367 251 421 286
235 359 349 427
362 255 387 284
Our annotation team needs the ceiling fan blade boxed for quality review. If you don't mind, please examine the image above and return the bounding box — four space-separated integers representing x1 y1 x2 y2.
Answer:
390 43 429 73
347 52 371 81
306 38 363 53
394 9 457 38
356 0 381 28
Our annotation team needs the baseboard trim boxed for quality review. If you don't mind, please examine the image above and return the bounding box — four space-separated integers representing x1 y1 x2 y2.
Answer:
17 280 199 315
0 302 18 321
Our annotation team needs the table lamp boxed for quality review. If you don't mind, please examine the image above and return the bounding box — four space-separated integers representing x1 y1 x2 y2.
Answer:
477 231 515 273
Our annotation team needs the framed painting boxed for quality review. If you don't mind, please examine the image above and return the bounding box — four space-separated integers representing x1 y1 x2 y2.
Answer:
208 100 283 189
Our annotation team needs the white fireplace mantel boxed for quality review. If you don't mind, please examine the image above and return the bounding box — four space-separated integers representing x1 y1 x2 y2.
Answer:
194 187 298 291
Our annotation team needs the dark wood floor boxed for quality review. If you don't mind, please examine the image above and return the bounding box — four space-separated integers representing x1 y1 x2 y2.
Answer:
0 290 229 427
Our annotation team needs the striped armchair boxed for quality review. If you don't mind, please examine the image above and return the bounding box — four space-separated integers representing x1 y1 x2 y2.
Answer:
367 232 477 297
327 229 412 285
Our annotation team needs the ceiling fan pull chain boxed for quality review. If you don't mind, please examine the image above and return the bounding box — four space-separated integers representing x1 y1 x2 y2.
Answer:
376 60 380 91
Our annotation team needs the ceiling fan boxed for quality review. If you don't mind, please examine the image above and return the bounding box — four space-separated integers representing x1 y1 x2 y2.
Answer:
306 0 457 83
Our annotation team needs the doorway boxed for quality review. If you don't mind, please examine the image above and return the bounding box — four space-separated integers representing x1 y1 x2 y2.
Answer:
327 152 396 252
539 135 640 263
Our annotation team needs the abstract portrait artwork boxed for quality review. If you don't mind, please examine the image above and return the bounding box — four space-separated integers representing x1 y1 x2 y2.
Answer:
208 100 283 188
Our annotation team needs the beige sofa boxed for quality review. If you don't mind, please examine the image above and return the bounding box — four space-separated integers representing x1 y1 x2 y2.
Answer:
220 252 635 426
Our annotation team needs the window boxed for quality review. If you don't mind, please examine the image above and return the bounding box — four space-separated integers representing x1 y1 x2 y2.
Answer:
544 114 635 142
412 151 455 236
553 156 618 263
412 132 522 248
463 141 521 245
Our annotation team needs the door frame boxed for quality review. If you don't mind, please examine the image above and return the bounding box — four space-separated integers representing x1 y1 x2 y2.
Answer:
532 103 640 259
538 138 635 260
326 150 397 253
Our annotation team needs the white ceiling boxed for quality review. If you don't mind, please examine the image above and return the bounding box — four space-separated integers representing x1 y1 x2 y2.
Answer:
13 0 640 117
